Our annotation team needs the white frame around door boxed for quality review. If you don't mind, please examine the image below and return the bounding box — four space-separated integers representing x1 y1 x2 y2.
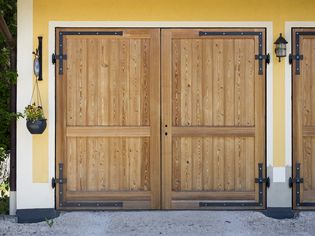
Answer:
46 21 273 209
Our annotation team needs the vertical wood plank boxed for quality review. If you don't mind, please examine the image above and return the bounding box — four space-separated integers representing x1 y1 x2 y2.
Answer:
141 138 150 191
87 138 98 191
109 138 120 191
181 137 192 190
303 137 312 190
202 39 214 192
109 39 120 126
66 138 76 191
213 137 224 191
235 137 245 191
172 40 181 126
245 137 255 191
223 39 235 191
66 39 77 126
203 137 213 190
98 39 110 125
172 137 181 191
234 39 245 126
202 40 213 126
140 39 150 126
213 39 225 191
149 29 161 208
77 137 87 191
191 39 203 191
224 137 235 191
180 40 192 126
213 39 224 126
76 39 88 126
302 39 312 127
129 39 141 125
119 39 130 126
192 39 203 125
120 138 129 190
162 29 172 208
129 138 142 190
192 137 203 190
87 39 99 125
244 39 255 126
98 137 109 191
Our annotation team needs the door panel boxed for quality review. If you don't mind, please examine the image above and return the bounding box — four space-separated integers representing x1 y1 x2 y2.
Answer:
293 28 315 209
56 28 160 209
162 29 266 209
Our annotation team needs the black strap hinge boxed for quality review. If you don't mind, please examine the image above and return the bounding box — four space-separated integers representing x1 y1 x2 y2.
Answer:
289 54 304 65
255 176 270 188
51 177 67 189
255 53 270 64
288 177 304 188
52 53 67 64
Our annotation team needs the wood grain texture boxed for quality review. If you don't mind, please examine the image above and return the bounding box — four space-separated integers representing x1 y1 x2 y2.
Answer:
293 28 315 209
162 28 266 209
56 28 160 209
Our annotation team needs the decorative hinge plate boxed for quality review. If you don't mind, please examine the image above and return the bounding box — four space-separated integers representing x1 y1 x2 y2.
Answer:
255 176 270 188
255 53 270 64
52 53 67 65
289 54 304 65
51 177 67 189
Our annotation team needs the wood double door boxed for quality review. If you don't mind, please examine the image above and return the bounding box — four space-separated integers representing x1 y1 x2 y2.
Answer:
56 28 266 210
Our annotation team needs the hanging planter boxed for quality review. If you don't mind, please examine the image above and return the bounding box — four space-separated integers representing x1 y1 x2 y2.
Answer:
24 37 47 134
25 104 47 134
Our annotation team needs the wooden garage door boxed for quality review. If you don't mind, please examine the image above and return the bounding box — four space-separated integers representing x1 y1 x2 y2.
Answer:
162 29 266 209
292 28 315 209
56 28 160 209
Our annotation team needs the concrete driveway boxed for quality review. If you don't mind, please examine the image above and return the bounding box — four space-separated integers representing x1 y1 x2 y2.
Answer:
1 211 315 236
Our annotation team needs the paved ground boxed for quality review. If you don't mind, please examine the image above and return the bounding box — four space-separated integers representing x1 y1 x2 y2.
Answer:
1 211 315 236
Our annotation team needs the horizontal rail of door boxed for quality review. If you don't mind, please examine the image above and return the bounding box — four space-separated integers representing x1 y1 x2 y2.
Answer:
65 191 151 201
66 126 150 137
172 191 255 200
172 127 255 136
171 200 262 209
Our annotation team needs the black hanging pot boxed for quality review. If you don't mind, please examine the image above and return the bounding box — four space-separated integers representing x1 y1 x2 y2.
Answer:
26 119 47 134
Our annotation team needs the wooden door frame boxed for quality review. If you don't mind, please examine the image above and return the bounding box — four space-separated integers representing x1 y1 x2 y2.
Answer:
290 25 315 209
285 23 315 210
49 22 273 210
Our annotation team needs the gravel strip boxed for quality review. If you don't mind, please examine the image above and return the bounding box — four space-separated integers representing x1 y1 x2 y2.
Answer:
0 211 315 236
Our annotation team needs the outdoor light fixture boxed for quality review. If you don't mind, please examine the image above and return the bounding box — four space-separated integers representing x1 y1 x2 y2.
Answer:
33 36 43 80
274 33 288 62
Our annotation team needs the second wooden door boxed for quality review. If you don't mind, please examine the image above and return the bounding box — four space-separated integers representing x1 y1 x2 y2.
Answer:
162 29 266 209
292 28 315 209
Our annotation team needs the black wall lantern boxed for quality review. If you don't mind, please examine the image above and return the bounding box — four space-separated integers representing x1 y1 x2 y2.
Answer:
274 33 288 62
33 36 43 80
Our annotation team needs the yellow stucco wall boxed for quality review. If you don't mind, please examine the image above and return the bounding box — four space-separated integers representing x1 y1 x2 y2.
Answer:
32 0 315 182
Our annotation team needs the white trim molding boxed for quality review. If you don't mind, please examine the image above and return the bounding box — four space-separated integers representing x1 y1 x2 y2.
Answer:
48 21 273 208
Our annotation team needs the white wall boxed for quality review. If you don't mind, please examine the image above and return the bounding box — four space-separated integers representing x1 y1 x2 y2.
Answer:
17 0 54 209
